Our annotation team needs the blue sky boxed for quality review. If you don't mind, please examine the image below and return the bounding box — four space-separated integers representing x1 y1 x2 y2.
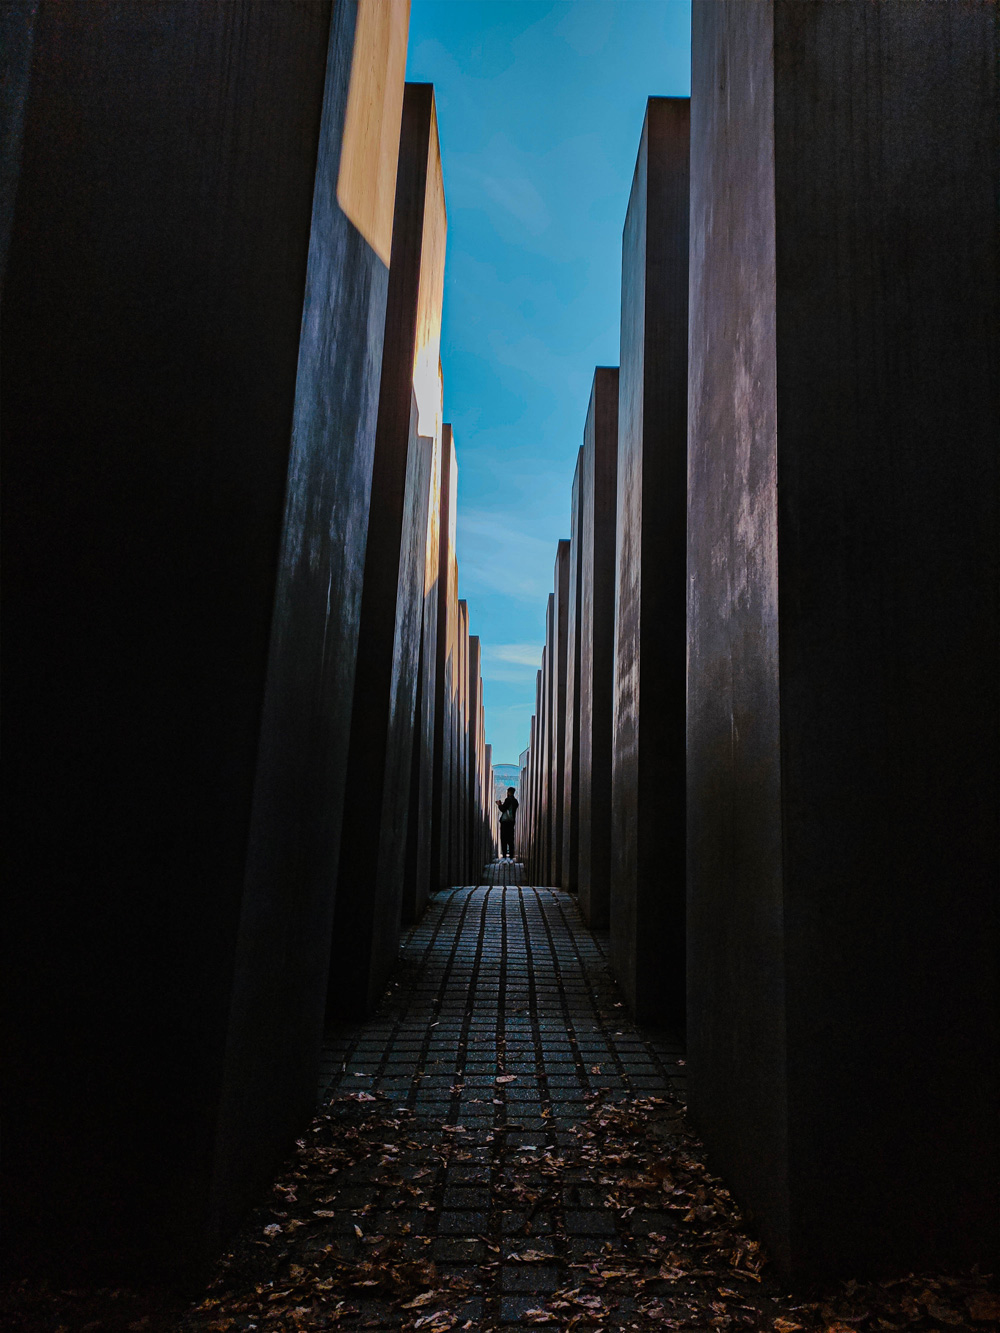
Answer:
406 0 691 764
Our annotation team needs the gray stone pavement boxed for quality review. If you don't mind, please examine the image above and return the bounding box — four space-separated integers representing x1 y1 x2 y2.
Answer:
312 861 685 1327
181 864 988 1333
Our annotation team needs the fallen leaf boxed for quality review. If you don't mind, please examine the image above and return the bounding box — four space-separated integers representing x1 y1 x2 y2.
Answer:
401 1291 439 1309
413 1311 456 1331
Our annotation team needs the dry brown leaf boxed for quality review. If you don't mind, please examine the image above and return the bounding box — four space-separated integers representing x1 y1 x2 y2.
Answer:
401 1290 439 1309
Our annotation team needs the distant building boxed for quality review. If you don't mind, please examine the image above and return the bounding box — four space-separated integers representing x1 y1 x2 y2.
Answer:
493 764 520 804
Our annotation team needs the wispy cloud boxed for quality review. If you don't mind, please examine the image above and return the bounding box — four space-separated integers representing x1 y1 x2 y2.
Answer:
488 643 542 667
480 644 541 689
457 507 555 603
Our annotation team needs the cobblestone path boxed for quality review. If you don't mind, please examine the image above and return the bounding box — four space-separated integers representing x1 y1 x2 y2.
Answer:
312 867 685 1326
181 867 685 1331
177 863 996 1333
319 864 685 1118
11 867 995 1333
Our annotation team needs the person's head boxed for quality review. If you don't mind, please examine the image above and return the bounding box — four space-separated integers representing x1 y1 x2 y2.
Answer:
507 787 515 795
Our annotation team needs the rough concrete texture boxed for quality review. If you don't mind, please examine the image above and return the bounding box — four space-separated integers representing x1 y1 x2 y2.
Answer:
457 599 470 881
402 409 443 923
610 99 689 1021
468 635 483 871
539 632 552 883
551 542 571 887
562 451 585 891
329 81 445 1020
687 0 999 1277
430 427 459 889
577 369 619 930
0 0 409 1277
0 0 37 296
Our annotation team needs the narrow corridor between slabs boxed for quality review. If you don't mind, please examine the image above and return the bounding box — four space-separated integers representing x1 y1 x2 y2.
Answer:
185 861 688 1330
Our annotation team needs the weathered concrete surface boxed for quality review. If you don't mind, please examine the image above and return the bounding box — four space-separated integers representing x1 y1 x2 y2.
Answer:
525 751 533 863
430 427 459 888
610 98 689 1023
540 630 552 883
530 679 542 876
1 0 408 1278
687 0 999 1278
328 82 445 1019
577 369 619 930
457 599 470 881
0 0 37 296
468 635 485 873
562 451 585 891
551 542 571 887
485 741 495 857
402 402 443 922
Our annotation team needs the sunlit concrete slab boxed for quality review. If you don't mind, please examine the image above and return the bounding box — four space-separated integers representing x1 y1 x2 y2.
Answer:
329 81 446 1019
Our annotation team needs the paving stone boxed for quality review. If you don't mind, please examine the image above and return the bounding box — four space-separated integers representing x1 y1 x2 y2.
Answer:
305 865 687 1326
564 1209 618 1236
501 1264 562 1293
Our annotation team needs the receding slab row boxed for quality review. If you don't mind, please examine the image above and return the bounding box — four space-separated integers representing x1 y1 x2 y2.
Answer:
516 0 998 1281
2 4 496 1284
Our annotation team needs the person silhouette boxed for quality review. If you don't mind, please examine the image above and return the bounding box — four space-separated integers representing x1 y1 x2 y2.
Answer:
497 787 518 859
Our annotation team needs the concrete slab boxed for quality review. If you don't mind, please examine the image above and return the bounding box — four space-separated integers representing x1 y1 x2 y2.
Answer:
402 413 442 923
1 0 408 1278
329 82 445 1019
610 98 689 1020
687 0 999 1277
551 542 571 886
578 369 619 929
562 451 585 891
430 426 459 889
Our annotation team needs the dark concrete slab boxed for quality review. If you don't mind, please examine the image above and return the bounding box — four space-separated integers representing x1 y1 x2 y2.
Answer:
539 634 552 883
0 0 37 296
577 369 619 929
551 542 571 886
484 741 495 860
610 97 689 1023
329 83 445 1018
431 427 459 888
562 451 584 891
1 0 407 1278
528 703 539 875
402 421 442 923
687 0 999 1278
525 746 533 869
468 635 482 872
457 599 470 882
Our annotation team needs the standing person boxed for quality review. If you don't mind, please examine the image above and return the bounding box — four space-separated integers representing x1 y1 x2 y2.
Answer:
497 787 518 859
